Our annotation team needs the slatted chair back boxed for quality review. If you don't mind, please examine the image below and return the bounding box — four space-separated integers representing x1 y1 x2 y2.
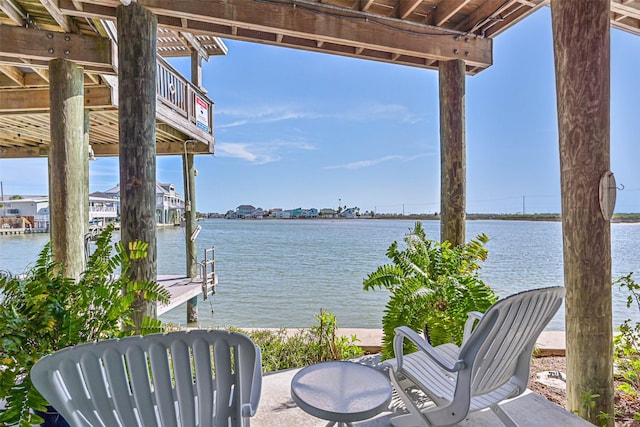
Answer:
31 330 262 427
459 286 565 398
387 286 565 427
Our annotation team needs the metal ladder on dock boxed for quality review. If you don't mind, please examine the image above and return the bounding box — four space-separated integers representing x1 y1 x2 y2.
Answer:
198 246 216 300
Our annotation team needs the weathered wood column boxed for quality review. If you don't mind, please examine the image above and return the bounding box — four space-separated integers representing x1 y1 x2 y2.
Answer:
184 50 202 324
83 110 90 236
184 146 198 323
551 0 613 423
439 59 466 246
118 3 158 329
48 59 85 280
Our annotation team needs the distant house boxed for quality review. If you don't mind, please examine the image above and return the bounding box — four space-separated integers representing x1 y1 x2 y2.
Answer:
1 194 118 230
272 210 291 219
252 208 265 218
290 208 303 218
88 195 118 223
0 195 49 229
101 182 185 225
302 208 319 218
340 208 356 219
319 208 337 218
236 205 256 218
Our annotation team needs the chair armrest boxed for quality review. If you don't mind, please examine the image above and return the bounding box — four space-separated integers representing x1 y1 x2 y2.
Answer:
248 346 263 416
461 311 483 347
393 326 465 373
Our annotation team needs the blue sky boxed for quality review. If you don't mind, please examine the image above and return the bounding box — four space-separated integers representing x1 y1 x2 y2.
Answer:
1 8 638 214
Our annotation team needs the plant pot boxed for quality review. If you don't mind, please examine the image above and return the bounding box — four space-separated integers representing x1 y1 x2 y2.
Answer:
34 406 70 427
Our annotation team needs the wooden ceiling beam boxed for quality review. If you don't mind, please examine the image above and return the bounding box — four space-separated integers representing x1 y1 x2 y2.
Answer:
0 0 27 26
178 31 209 61
359 0 375 12
397 0 422 19
23 60 50 83
0 85 115 112
0 65 25 86
611 2 640 20
454 0 510 34
38 0 78 33
0 145 50 158
434 0 471 26
0 70 49 87
126 0 491 68
0 26 114 73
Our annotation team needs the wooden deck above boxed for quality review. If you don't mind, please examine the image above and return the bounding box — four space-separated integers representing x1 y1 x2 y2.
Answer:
0 54 217 158
2 1 639 159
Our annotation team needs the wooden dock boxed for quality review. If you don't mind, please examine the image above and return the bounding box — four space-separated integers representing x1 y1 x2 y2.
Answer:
157 274 218 316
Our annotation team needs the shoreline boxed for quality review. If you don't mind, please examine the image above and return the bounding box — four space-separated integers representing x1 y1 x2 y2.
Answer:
232 327 567 357
207 213 640 223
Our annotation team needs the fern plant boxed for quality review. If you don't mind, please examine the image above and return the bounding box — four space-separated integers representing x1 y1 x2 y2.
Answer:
0 224 170 427
613 272 640 418
363 221 498 360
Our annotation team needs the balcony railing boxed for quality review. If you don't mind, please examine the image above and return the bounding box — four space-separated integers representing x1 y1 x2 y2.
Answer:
156 57 213 135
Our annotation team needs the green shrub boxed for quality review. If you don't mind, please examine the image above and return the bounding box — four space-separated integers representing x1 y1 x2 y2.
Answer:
363 221 498 360
237 310 363 372
0 225 169 426
613 272 640 419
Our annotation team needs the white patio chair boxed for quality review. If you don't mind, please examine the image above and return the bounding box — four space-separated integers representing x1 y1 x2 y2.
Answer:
385 286 565 427
31 329 262 427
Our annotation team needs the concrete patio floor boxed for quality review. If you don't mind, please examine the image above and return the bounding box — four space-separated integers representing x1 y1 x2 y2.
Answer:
252 330 593 426
253 358 592 427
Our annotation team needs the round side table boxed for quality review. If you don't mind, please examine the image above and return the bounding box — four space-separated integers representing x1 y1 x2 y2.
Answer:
290 360 392 427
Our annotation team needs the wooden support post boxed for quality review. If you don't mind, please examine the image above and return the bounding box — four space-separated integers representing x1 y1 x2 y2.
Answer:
48 59 85 280
439 59 466 246
83 110 90 237
551 0 613 423
185 49 201 324
184 150 199 324
118 3 158 330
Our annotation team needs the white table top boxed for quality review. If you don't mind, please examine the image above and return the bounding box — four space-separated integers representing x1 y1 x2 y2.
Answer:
290 361 392 423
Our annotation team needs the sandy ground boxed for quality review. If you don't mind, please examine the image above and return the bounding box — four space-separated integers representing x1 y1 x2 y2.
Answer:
528 356 639 427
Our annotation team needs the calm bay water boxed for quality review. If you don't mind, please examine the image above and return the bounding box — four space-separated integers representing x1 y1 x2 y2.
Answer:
1 219 638 331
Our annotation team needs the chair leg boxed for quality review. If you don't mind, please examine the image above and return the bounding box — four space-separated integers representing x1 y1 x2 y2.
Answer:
389 370 432 427
490 404 517 427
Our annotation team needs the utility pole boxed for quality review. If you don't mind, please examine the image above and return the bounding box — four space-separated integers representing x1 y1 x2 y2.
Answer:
523 196 526 215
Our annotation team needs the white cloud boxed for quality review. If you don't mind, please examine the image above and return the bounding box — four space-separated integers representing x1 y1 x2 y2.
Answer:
215 101 422 127
215 139 317 164
215 143 277 164
325 153 429 170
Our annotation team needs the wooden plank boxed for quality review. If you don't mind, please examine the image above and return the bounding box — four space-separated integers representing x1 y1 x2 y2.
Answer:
157 274 218 316
439 59 466 246
0 65 25 86
551 0 613 423
397 0 422 19
434 0 470 26
62 0 492 68
0 0 26 25
0 85 114 112
156 102 213 148
0 25 114 73
38 0 77 33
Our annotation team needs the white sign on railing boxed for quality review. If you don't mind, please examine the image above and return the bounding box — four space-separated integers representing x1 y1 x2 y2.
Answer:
195 95 209 132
